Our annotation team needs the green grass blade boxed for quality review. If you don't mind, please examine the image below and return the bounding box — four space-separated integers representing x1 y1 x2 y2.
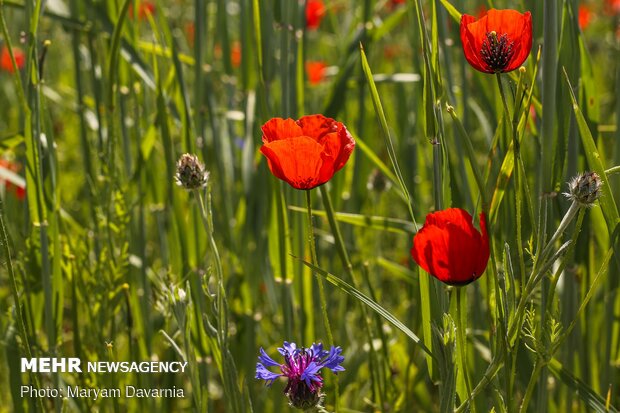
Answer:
299 258 436 360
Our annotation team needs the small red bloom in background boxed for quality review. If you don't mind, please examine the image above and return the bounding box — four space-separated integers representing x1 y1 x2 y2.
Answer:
185 22 195 47
0 158 26 201
605 0 620 15
578 5 592 29
1 46 25 73
260 115 355 190
305 61 327 85
306 0 326 30
460 9 532 74
411 208 489 285
231 41 242 68
389 0 406 9
129 1 155 20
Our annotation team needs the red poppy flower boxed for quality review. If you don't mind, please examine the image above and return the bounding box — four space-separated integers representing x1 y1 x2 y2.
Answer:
411 208 489 285
1 46 25 73
305 61 327 85
306 0 325 30
260 115 355 190
578 5 592 29
460 9 532 73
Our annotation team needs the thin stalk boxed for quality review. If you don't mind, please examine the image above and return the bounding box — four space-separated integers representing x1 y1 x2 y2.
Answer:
455 357 504 412
540 201 580 261
445 105 487 210
497 71 527 306
455 288 474 412
193 186 245 413
304 192 334 344
496 73 514 139
305 189 338 410
194 188 227 338
605 165 620 175
519 359 545 413
0 203 45 413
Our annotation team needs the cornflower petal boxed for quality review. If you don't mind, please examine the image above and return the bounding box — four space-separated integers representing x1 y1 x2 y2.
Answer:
300 362 323 388
258 348 281 368
321 346 345 372
278 341 297 356
255 363 282 386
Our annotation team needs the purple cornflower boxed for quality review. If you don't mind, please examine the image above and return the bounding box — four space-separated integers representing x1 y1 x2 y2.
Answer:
255 341 345 410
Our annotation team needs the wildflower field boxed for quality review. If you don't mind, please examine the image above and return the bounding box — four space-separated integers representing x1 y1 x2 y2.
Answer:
1 0 620 412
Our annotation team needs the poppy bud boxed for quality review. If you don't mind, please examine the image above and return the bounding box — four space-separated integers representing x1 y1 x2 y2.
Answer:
175 154 209 190
564 171 602 206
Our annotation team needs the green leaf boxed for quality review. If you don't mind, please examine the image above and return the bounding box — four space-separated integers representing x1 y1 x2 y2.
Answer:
438 0 462 23
288 206 416 235
549 358 619 412
299 258 436 360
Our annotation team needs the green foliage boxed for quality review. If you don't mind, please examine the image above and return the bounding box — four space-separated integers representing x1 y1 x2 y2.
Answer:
0 0 619 412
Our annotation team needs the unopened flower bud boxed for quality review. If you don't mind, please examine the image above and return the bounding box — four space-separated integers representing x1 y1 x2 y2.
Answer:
564 171 602 206
175 154 209 190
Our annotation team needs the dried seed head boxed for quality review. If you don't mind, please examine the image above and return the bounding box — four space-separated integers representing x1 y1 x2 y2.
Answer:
564 171 602 206
175 153 209 190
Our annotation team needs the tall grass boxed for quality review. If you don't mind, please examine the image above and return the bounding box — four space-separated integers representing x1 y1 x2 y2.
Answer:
0 0 619 412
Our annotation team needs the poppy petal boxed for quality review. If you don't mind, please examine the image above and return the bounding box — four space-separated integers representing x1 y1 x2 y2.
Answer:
412 224 452 283
260 136 325 190
412 208 490 285
261 118 304 143
474 213 490 277
298 114 335 140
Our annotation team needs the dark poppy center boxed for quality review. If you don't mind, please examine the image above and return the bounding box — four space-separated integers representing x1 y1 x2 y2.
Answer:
480 31 515 72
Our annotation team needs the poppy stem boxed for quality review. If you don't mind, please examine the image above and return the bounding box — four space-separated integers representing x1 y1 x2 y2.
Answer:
497 71 528 317
455 287 475 412
305 190 335 347
445 104 488 211
495 73 514 138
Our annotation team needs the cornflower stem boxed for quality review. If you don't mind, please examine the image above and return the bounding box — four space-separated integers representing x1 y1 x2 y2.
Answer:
305 189 338 411
455 287 475 412
305 190 335 345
